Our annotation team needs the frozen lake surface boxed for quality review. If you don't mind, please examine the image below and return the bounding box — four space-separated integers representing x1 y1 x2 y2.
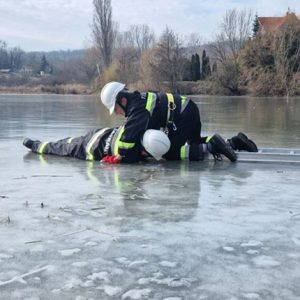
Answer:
0 94 300 299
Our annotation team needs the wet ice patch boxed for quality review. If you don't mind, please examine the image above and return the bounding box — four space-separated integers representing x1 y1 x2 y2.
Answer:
0 253 13 259
247 250 259 255
151 277 196 287
98 285 122 296
288 253 300 259
164 278 195 288
87 271 109 282
62 278 82 290
81 280 94 287
33 277 41 282
159 261 178 267
252 255 280 267
75 296 87 300
30 245 45 252
121 288 151 299
84 241 98 247
243 292 261 299
138 277 151 285
112 268 124 275
222 246 235 252
72 261 88 268
129 260 148 267
51 289 61 294
292 236 300 247
163 297 182 300
115 257 131 264
241 240 263 247
58 248 81 257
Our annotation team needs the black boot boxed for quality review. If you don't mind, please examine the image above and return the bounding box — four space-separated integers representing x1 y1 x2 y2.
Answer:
229 132 258 152
23 138 34 149
207 134 237 162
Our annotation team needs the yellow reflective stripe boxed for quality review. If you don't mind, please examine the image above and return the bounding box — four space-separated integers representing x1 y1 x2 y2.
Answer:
37 142 49 154
86 128 109 161
166 93 174 104
145 92 156 114
86 152 94 161
206 136 212 143
166 93 175 121
118 141 135 149
113 126 135 155
114 127 125 155
67 137 73 144
180 144 190 160
180 96 189 113
180 145 186 160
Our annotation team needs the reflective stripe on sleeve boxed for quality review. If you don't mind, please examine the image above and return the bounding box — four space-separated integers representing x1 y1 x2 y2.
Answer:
113 126 135 155
180 96 190 113
205 136 212 143
37 142 49 154
86 128 109 161
145 92 157 115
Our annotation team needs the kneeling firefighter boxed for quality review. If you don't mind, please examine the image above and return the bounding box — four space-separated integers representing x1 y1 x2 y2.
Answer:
23 128 171 163
100 82 258 163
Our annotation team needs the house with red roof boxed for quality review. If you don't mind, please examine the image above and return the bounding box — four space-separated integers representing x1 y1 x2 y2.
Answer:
258 12 300 35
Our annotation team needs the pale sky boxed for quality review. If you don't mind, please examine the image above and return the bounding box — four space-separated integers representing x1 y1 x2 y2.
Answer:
0 0 299 51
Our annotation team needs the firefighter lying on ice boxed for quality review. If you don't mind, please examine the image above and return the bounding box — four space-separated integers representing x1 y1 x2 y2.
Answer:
23 127 257 164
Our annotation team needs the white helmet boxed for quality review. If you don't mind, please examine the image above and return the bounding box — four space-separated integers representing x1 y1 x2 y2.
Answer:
100 81 126 115
142 129 170 160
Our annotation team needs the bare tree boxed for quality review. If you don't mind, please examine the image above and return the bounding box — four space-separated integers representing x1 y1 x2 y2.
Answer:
116 47 140 83
115 24 155 55
77 47 99 83
184 33 203 56
115 30 134 49
0 40 9 69
129 24 155 54
151 27 185 92
9 47 25 71
273 25 300 96
92 0 116 68
211 9 253 94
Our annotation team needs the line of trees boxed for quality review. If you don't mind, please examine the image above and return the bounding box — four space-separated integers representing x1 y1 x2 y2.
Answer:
0 43 100 87
91 0 215 93
1 0 299 96
0 41 25 71
91 0 300 96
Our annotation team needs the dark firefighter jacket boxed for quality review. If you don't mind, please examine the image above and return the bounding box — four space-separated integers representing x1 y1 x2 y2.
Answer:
114 91 202 162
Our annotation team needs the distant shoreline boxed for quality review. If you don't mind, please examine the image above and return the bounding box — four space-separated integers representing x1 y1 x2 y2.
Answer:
0 84 92 95
1 84 299 98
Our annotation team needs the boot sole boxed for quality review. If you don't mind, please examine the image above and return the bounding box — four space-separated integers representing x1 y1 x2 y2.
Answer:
213 134 237 162
237 133 258 152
